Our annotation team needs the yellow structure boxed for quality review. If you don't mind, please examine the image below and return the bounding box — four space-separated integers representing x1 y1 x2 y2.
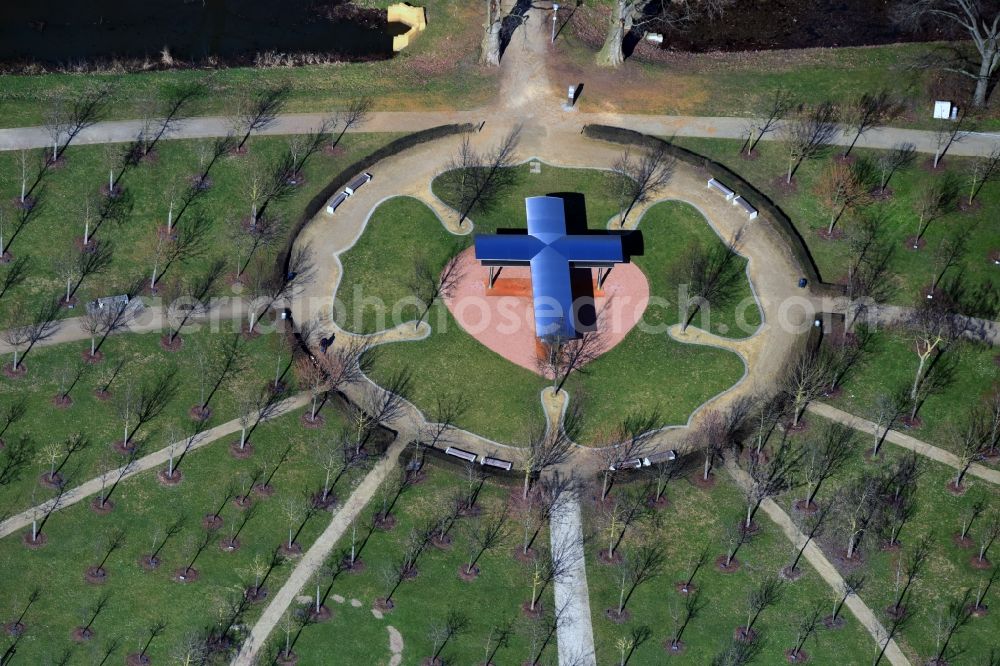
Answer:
387 3 426 52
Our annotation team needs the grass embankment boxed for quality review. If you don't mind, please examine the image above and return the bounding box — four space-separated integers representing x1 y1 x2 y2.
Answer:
337 166 756 444
0 1 495 127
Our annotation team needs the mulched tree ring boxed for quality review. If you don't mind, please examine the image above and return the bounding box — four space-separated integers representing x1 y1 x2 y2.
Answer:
520 601 542 620
322 144 346 157
85 566 108 585
663 639 686 655
734 626 758 643
230 441 254 459
12 196 37 211
72 627 95 642
268 380 288 396
220 538 241 553
139 554 161 571
716 555 741 573
280 542 303 558
946 480 967 496
689 472 716 490
189 175 213 191
952 532 975 548
3 363 27 379
158 469 183 486
904 236 927 251
174 568 200 583
793 499 819 514
52 394 73 409
5 621 25 637
230 145 249 157
308 605 332 622
312 491 337 510
276 651 298 666
513 546 537 564
46 155 68 170
871 186 894 201
245 586 269 603
285 172 307 187
39 471 63 489
112 439 139 455
971 555 993 570
675 582 697 595
646 494 670 510
989 249 1000 265
202 514 224 531
881 540 902 553
921 156 947 172
126 653 152 666
604 607 631 624
240 322 262 340
823 615 846 630
60 295 78 310
740 149 760 161
373 598 394 614
100 183 124 199
160 334 183 352
597 548 623 565
420 658 443 666
786 648 809 663
342 557 366 574
75 236 99 254
957 197 983 213
458 564 480 581
374 512 397 531
402 564 419 581
189 405 212 422
431 534 453 550
300 412 325 429
94 387 112 400
0 250 12 264
234 495 253 509
816 228 846 241
458 503 483 518
780 565 803 582
739 520 762 537
82 349 104 364
834 549 865 570
884 604 906 621
772 176 799 195
90 497 114 515
968 603 989 618
899 415 923 430
23 531 47 549
253 483 275 498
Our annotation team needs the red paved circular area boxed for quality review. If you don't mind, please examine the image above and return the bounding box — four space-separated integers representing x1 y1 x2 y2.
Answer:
443 247 650 375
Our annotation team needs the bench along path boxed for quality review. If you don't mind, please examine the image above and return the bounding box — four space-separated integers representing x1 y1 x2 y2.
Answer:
725 460 912 666
808 402 1000 486
0 392 310 540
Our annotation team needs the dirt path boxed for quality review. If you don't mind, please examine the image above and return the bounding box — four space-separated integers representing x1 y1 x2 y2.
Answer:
808 402 1000 485
726 460 912 666
0 392 309 540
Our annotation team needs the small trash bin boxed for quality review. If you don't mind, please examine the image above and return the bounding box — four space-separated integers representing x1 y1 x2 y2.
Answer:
798 278 808 288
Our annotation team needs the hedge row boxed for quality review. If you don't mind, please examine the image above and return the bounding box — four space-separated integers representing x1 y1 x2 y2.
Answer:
582 124 841 293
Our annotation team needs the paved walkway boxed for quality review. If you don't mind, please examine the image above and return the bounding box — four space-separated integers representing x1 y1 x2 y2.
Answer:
726 461 912 666
0 392 309 540
233 434 410 666
808 402 1000 485
550 493 597 666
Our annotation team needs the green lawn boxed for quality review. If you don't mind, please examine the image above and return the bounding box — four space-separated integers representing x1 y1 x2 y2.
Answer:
0 396 358 664
0 1 495 127
339 170 753 444
828 330 999 455
0 132 401 329
794 412 1000 664
0 327 289 517
671 137 1000 307
585 473 875 664
279 462 552 666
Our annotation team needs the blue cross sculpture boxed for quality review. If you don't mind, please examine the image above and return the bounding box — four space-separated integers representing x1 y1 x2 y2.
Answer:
474 196 625 341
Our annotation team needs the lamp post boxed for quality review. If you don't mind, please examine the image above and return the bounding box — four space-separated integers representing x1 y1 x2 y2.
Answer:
551 3 559 43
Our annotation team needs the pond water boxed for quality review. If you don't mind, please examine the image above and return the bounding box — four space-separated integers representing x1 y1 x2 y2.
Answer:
0 0 409 69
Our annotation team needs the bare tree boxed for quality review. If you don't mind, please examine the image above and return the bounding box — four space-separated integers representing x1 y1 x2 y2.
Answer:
425 610 469 664
0 396 28 449
827 572 866 627
2 296 61 373
409 250 464 329
742 435 801 529
868 387 910 458
785 502 833 578
0 435 33 488
672 230 745 331
597 0 732 66
783 102 839 184
781 348 833 427
910 175 958 248
481 0 504 66
87 527 127 581
816 161 873 236
610 145 675 228
164 258 226 346
894 0 1000 106
737 576 783 641
439 128 521 226
462 503 510 578
521 419 575 499
0 256 31 301
799 422 854 510
743 89 795 155
597 409 661 501
835 473 886 561
43 84 111 162
949 409 990 491
232 84 290 152
875 142 917 195
83 279 144 359
932 113 971 168
965 145 1000 205
537 324 605 393
845 212 897 330
142 516 184 569
74 590 113 641
842 91 900 158
787 603 823 662
611 545 664 619
974 512 1000 566
887 537 931 618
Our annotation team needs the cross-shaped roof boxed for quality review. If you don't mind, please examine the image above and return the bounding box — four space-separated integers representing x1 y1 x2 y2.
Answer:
473 196 624 340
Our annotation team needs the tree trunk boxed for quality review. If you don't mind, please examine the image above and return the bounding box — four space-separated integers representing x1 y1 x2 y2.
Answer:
597 2 629 67
481 1 502 66
973 45 996 107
